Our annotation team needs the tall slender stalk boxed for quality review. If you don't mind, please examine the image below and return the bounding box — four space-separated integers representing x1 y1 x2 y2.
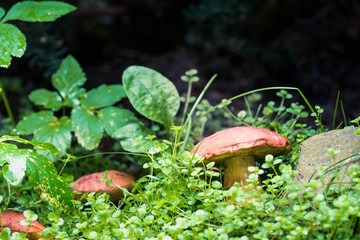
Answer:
0 82 16 127
179 74 218 149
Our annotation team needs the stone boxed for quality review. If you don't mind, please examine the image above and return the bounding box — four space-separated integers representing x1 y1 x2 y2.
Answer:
294 128 360 188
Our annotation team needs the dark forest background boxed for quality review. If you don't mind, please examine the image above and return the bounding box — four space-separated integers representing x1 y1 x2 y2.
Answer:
1 0 360 126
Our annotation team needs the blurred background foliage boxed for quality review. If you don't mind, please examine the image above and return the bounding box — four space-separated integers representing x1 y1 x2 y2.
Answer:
1 0 360 125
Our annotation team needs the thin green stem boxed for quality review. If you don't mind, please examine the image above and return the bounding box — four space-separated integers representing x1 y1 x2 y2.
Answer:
72 151 147 161
244 97 254 125
0 82 16 127
191 87 299 128
181 80 193 126
5 180 11 205
179 74 218 149
340 100 347 126
332 91 340 129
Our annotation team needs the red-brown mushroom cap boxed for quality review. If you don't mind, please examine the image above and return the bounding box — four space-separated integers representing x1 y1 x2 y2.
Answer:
71 170 136 201
191 126 291 163
0 210 49 240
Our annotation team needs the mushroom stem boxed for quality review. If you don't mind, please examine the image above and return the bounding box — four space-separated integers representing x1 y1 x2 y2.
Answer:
224 155 259 189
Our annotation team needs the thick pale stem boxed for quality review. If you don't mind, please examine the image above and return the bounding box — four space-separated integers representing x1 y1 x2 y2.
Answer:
223 155 258 189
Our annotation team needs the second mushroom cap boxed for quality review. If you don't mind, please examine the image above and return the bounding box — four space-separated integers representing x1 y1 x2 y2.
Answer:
191 126 291 188
71 170 136 201
191 126 291 163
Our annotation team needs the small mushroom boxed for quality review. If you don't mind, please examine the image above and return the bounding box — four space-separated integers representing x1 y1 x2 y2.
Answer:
71 170 136 201
0 210 49 240
191 126 290 189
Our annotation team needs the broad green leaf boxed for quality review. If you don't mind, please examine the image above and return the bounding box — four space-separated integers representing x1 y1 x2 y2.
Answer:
33 116 72 152
0 8 5 19
0 23 26 68
26 151 74 211
29 89 63 111
0 143 15 166
0 137 74 211
2 155 26 185
15 112 72 153
2 1 76 22
122 66 180 129
80 84 127 109
98 107 138 136
113 122 153 153
0 143 26 185
71 106 103 150
51 55 86 106
0 135 62 157
15 111 55 135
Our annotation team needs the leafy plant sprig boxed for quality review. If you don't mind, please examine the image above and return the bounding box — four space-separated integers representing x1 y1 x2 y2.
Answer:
0 135 74 211
0 1 76 68
14 55 143 152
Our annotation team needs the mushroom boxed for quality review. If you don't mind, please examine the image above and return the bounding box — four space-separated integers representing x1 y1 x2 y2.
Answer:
0 210 49 240
71 170 136 201
191 126 291 189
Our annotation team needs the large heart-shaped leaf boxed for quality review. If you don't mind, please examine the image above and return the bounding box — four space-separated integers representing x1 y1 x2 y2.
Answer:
71 106 103 150
0 23 26 68
80 84 127 109
122 66 180 129
2 1 76 22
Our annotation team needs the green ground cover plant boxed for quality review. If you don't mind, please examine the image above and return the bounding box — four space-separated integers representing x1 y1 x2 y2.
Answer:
1 1 360 240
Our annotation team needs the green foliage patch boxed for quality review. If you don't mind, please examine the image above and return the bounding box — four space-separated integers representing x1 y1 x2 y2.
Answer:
0 1 76 68
0 135 74 212
1 1 360 239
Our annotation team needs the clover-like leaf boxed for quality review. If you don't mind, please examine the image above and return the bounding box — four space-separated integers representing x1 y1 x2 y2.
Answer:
0 23 26 68
29 89 63 111
98 107 138 137
71 106 103 150
51 55 86 106
80 84 126 109
0 227 10 239
123 66 180 129
2 1 76 22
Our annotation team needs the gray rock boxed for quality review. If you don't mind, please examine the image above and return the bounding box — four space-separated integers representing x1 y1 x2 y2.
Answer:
294 128 360 188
